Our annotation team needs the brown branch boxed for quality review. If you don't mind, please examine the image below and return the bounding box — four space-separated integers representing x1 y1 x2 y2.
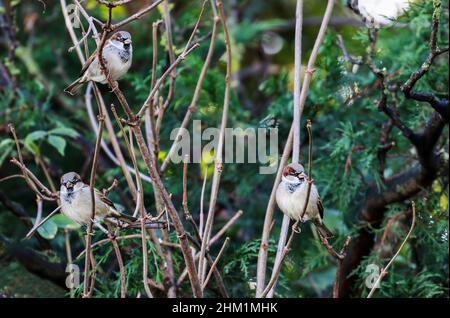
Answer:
199 167 209 236
367 31 420 147
377 120 395 181
87 84 140 195
202 237 229 290
337 17 447 295
401 2 449 121
210 210 243 245
259 0 335 298
64 229 75 298
111 105 154 298
260 219 300 298
137 43 200 118
264 119 314 298
198 0 232 288
182 156 202 240
25 205 61 240
336 34 363 66
8 125 57 201
183 233 229 297
96 15 203 296
111 0 165 30
147 278 165 291
145 19 162 160
332 236 351 298
83 8 112 296
177 209 242 289
181 157 228 297
161 15 220 172
367 202 416 298
106 224 126 298
161 0 176 111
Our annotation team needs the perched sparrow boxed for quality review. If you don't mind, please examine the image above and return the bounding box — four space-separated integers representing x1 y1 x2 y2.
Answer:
347 0 410 28
60 172 163 233
64 31 132 95
276 163 333 238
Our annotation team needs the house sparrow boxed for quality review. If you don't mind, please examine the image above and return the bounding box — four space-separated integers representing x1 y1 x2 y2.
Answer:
347 0 410 28
64 31 132 95
276 163 333 238
60 172 163 233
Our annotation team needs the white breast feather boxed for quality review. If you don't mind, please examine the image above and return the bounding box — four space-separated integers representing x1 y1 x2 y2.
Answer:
276 181 320 221
86 46 131 84
60 187 111 225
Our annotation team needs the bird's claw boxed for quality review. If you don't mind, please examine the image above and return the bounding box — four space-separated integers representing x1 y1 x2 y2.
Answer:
292 224 301 233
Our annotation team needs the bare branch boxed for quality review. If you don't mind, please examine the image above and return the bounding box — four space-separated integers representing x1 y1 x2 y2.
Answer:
367 202 416 298
202 237 229 290
111 0 165 30
260 0 335 298
198 0 232 287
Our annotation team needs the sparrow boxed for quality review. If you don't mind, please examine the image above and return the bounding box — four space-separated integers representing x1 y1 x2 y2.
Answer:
60 172 163 233
347 0 410 28
276 163 333 238
64 31 133 95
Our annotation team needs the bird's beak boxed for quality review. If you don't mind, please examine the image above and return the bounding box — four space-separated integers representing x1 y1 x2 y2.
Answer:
65 182 74 191
298 172 306 179
123 39 131 45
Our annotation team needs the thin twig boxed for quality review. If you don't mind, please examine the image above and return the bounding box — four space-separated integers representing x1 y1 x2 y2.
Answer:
177 209 242 287
266 0 303 298
198 0 232 287
202 237 229 290
401 2 449 120
210 210 243 245
25 206 61 239
161 15 220 172
257 0 334 296
64 229 74 298
367 202 416 298
137 43 200 118
106 224 126 298
265 120 314 298
332 236 351 298
111 0 165 30
199 167 209 237
111 105 154 298
83 7 112 297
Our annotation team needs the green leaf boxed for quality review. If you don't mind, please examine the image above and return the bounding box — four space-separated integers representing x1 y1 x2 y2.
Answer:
0 139 14 166
49 127 79 138
33 218 58 239
24 131 47 156
25 130 47 142
47 135 66 156
50 214 80 230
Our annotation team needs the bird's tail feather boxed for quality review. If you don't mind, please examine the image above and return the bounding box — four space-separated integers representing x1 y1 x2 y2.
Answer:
112 211 167 229
116 211 137 223
314 221 334 239
64 77 86 95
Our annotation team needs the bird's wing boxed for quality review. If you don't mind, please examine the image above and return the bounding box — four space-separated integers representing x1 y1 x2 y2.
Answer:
94 188 116 210
79 48 99 77
317 197 324 220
